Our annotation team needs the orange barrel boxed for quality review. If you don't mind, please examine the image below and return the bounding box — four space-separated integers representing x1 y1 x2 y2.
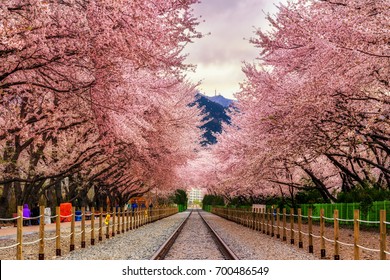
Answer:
60 203 72 222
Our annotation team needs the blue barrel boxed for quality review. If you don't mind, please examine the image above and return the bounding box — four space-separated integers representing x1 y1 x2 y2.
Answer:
75 210 82 221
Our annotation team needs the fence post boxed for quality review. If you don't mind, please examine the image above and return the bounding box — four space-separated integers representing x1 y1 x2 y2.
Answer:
142 208 145 226
56 206 61 256
252 211 256 230
112 207 116 237
266 208 270 235
308 208 313 253
70 207 75 251
298 208 303 248
276 208 280 239
105 206 110 239
131 209 134 229
334 209 340 260
16 205 23 260
81 206 86 248
39 205 45 260
99 207 103 241
320 208 326 259
258 209 261 232
126 208 130 231
250 209 253 228
117 208 121 235
282 208 287 241
354 209 360 260
253 210 257 230
135 209 139 228
122 207 125 233
380 210 387 260
290 208 295 245
91 207 95 245
262 209 265 231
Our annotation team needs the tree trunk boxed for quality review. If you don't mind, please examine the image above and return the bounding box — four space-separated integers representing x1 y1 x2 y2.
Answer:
0 182 12 217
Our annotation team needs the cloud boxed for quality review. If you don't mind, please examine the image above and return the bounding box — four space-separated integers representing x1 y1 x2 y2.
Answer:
184 0 287 99
187 62 246 97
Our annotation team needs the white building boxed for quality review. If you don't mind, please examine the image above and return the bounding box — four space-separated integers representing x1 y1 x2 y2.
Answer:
187 188 204 207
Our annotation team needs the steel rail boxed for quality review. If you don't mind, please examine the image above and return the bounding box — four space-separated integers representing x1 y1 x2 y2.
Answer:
197 210 240 260
151 210 193 260
151 209 239 260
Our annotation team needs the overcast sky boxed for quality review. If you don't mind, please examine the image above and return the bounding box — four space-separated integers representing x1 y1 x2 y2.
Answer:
184 0 288 99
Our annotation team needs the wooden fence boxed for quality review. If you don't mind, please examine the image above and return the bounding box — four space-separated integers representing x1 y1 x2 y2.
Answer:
212 207 390 260
0 205 178 260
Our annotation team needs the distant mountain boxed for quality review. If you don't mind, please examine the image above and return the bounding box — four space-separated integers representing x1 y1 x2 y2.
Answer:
205 94 234 108
192 93 231 145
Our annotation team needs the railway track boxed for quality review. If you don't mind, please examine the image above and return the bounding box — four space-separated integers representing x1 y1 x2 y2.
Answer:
151 209 239 260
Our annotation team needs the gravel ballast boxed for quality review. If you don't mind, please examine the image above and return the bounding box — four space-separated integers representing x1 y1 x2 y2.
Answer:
57 211 190 260
201 211 318 260
164 211 225 260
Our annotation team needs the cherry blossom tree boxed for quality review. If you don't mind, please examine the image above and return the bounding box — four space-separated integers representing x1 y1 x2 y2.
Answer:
196 0 389 204
0 0 204 216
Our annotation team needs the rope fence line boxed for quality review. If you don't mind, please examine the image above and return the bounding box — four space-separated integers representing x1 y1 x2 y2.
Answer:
74 230 84 236
60 214 73 218
24 215 42 221
323 236 335 243
23 238 43 246
61 232 73 238
212 207 389 260
0 217 20 221
44 235 58 241
0 243 20 249
0 205 178 260
357 219 380 224
336 218 354 222
356 244 380 252
337 240 354 247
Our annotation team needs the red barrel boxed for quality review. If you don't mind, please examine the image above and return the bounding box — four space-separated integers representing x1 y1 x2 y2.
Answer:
60 203 72 222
